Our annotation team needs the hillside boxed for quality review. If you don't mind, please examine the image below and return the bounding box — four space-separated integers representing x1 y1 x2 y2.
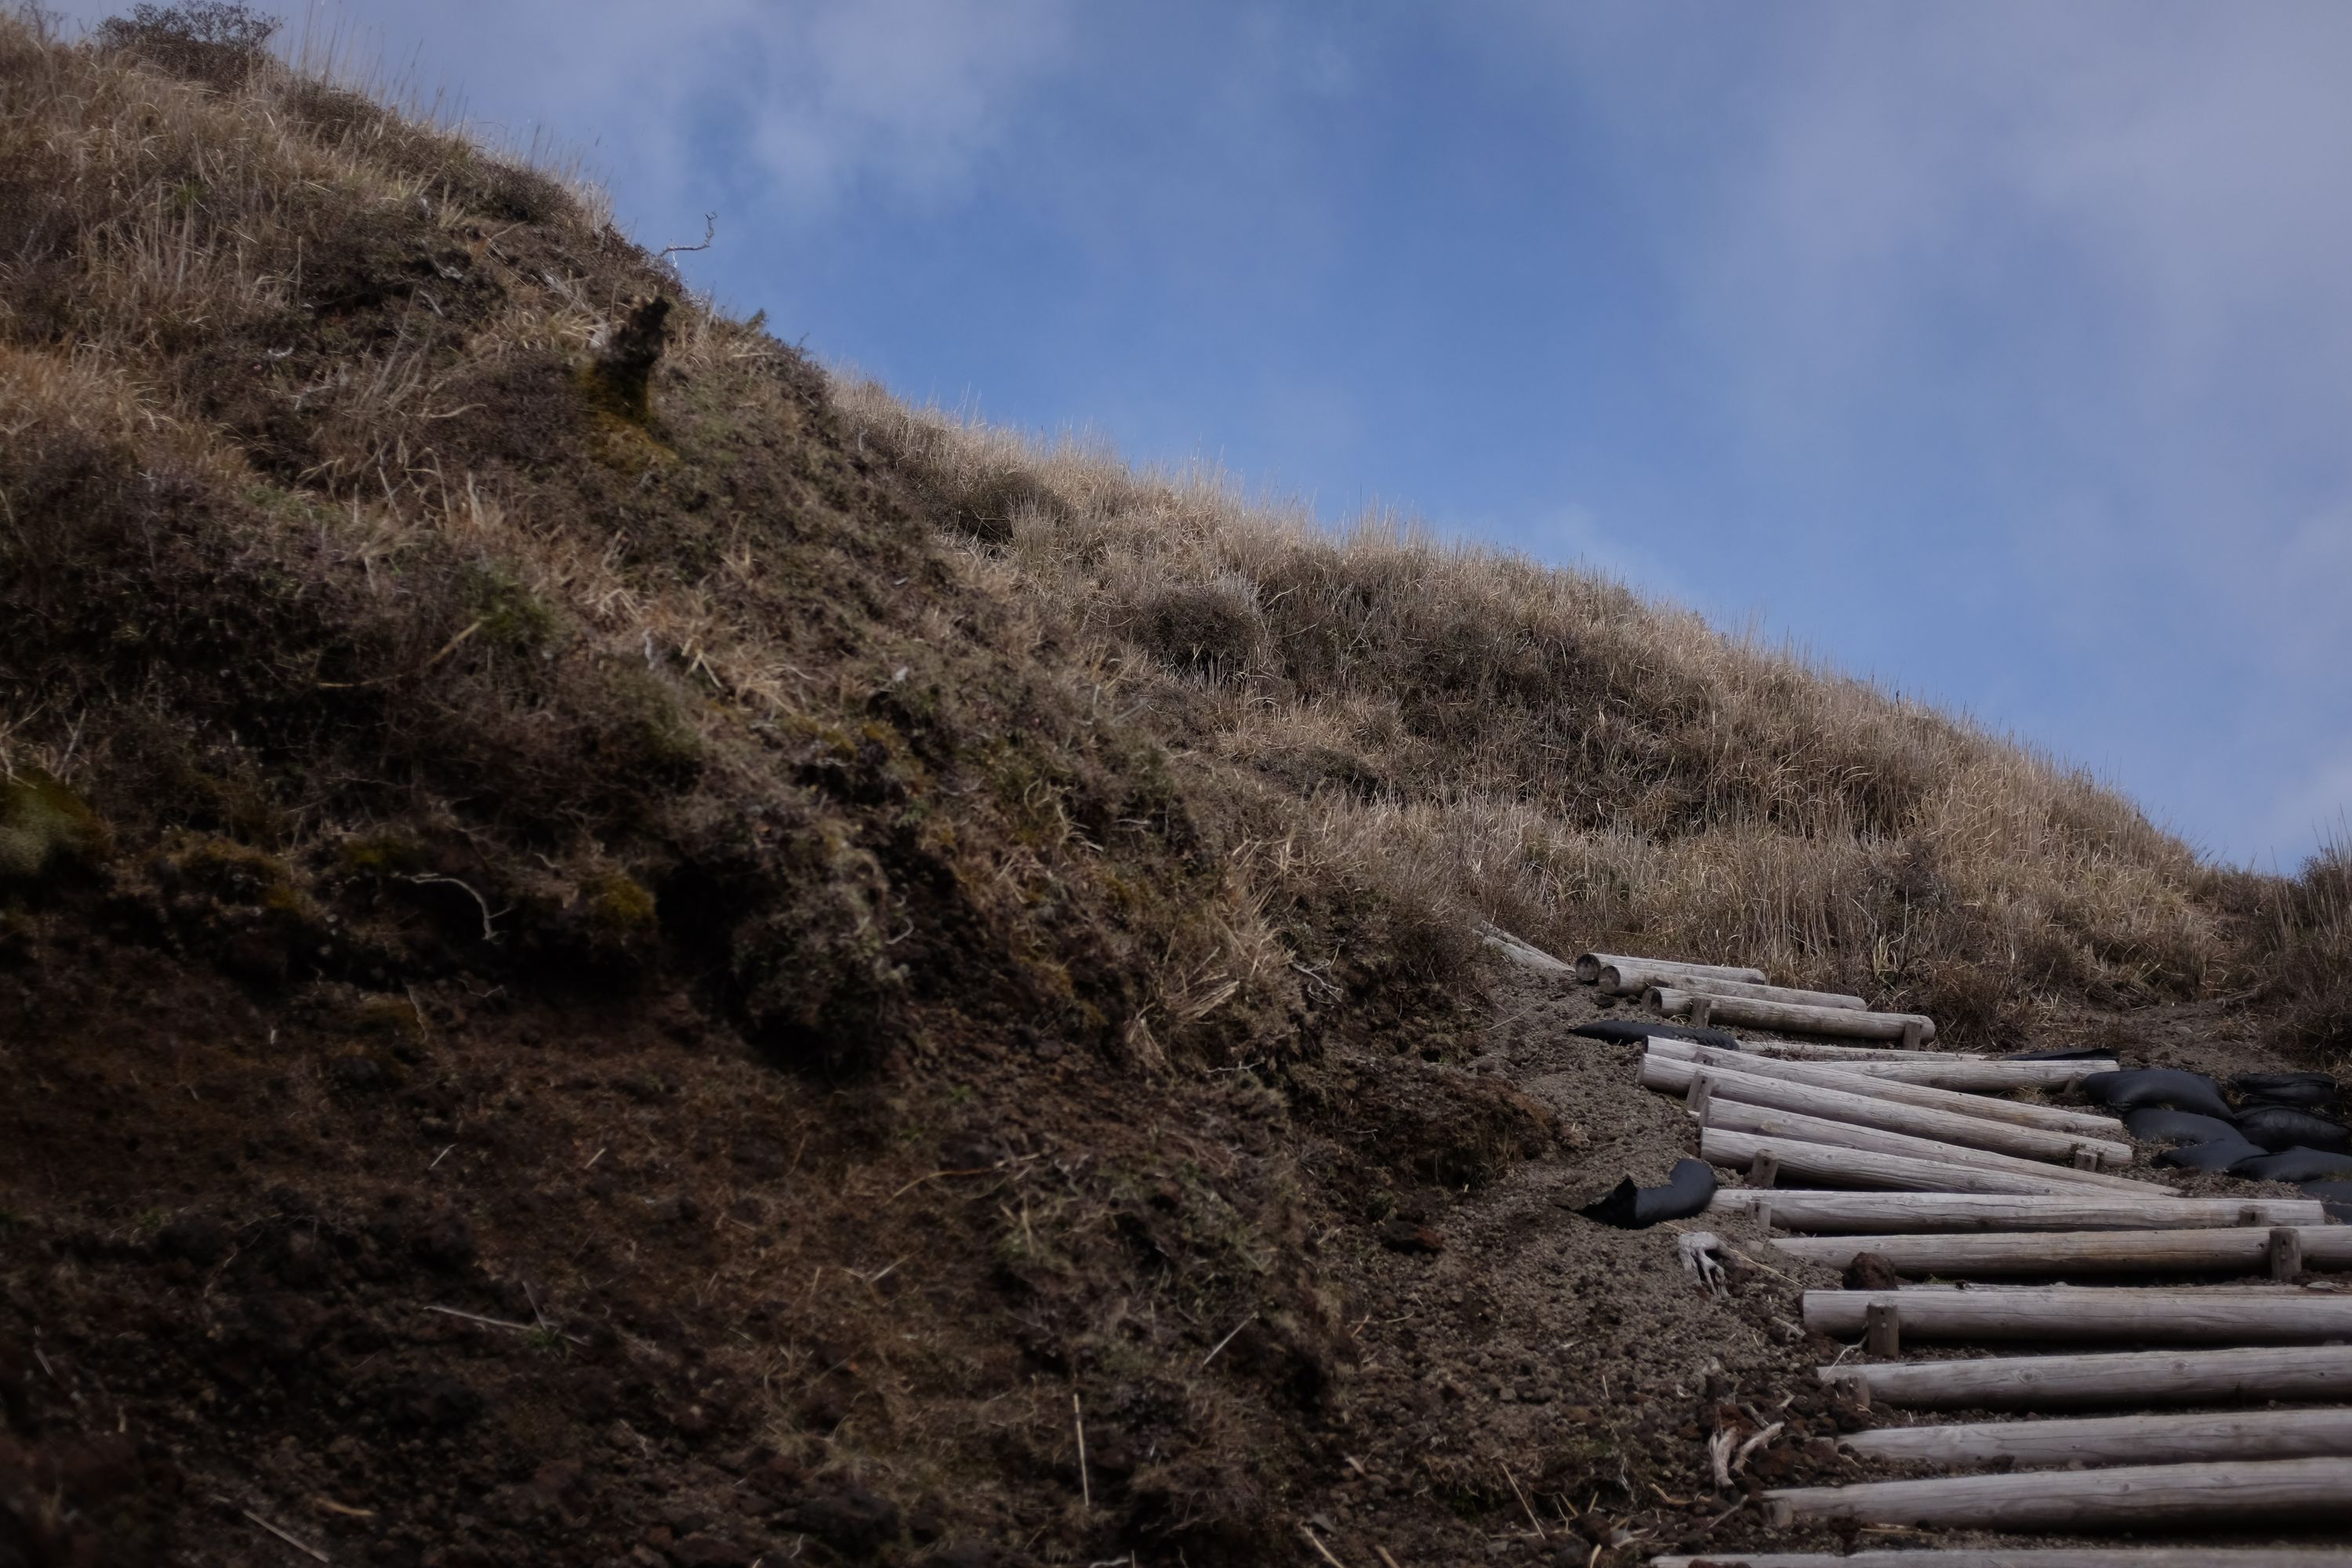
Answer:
1 9 2343 1566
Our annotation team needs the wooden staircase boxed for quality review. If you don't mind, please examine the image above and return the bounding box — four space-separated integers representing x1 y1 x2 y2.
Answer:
1541 944 2352 1566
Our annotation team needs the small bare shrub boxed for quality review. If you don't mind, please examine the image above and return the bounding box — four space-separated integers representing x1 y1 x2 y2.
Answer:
92 1 276 89
1134 574 1264 682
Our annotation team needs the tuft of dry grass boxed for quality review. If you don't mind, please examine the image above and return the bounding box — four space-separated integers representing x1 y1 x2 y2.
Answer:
835 386 2234 1038
2252 833 2352 1059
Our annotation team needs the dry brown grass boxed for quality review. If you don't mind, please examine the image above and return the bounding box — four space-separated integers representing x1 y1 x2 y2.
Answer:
0 0 2256 1073
2253 833 2352 1058
0 5 1298 1075
837 387 2239 1037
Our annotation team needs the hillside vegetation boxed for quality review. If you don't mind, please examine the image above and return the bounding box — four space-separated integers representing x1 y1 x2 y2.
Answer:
0 9 2341 1566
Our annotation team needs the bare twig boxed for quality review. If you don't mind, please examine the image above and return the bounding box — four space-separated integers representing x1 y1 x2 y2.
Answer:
397 874 504 943
1733 1421 1784 1475
659 212 717 262
422 1304 586 1345
1301 1524 1351 1568
1502 1462 1547 1539
424 1305 535 1332
1073 1392 1091 1509
1201 1312 1255 1367
1704 1495 1751 1530
316 620 483 690
887 1163 1006 1203
223 1504 328 1564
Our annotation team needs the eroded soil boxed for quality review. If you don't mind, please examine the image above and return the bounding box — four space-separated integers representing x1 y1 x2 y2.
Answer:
2 918 2334 1567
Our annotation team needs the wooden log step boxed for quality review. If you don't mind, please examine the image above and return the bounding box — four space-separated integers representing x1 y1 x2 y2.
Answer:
1652 1552 2352 1568
1844 1406 2352 1468
1821 1058 2118 1091
1573 949 1764 985
1650 1040 2126 1137
1807 1285 2352 1344
1775 1226 2352 1277
1715 1036 1990 1062
1599 961 1865 1009
1644 1054 2134 1168
1476 923 1576 976
1708 1189 2323 1232
1762 1454 2352 1529
1701 1105 2150 1192
1652 985 1939 1043
1823 1343 2352 1410
1701 1131 2159 1198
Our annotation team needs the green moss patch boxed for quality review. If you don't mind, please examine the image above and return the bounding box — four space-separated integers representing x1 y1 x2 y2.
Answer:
0 768 111 884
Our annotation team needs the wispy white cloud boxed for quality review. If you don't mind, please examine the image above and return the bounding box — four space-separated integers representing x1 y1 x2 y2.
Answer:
728 0 1077 207
1513 503 1700 610
53 0 1082 229
1506 1 2352 862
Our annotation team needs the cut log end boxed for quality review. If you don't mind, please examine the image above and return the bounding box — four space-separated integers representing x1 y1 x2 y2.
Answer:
2274 1226 2305 1282
1864 1301 1901 1358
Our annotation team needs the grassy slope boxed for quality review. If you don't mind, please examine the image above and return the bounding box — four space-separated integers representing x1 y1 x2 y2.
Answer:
2 11 2342 1566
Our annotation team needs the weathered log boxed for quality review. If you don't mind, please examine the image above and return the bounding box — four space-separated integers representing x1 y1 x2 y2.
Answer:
1700 1104 2150 1192
1651 1552 2352 1568
1573 949 1764 985
1842 1406 2352 1469
1807 1284 2352 1343
1650 1035 2095 1081
1824 1057 2116 1091
1651 986 1936 1043
1825 1342 2352 1410
1763 1455 2352 1529
1648 1039 2125 1136
1727 1036 1986 1062
1700 1130 2148 1198
1771 1225 2352 1276
1476 923 1576 976
1642 1054 2132 1167
1708 1189 2321 1232
1600 962 1865 1009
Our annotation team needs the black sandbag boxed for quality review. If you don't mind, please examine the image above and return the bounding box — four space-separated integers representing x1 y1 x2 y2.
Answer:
2232 1105 2352 1154
2077 1069 2234 1121
2232 1146 2352 1183
1577 1157 1719 1229
2301 1179 2352 1224
1569 1019 1744 1051
2003 1047 2118 1062
2123 1108 2243 1146
2232 1072 2340 1109
2154 1138 2267 1172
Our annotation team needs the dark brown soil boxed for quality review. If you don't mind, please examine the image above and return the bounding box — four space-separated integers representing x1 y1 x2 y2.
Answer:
9 882 2347 1567
15 898 1813 1568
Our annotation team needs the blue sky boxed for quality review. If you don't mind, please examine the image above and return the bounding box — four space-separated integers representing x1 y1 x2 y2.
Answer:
62 1 2352 868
